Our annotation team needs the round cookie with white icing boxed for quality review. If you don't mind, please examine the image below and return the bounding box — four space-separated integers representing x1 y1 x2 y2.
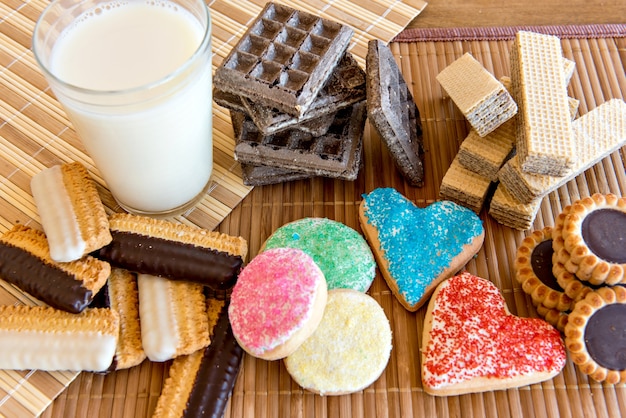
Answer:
359 188 484 311
284 289 392 395
262 218 376 292
562 193 626 285
228 247 327 361
565 285 626 384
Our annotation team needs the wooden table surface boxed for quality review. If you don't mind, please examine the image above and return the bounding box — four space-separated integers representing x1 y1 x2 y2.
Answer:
405 0 626 28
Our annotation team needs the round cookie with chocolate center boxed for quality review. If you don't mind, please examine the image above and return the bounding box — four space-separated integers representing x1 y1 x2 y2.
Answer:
565 286 626 384
562 194 626 285
514 226 573 312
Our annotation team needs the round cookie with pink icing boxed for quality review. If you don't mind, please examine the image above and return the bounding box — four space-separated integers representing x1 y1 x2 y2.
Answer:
228 247 327 361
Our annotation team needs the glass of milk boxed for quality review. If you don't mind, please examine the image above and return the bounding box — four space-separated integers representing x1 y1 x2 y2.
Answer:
32 0 213 217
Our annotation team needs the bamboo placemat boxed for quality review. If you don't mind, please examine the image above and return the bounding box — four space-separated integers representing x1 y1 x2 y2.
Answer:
0 0 427 417
37 27 626 418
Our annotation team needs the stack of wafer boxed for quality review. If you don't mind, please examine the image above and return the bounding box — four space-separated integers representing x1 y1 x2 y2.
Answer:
437 54 518 213
438 30 626 230
213 2 367 185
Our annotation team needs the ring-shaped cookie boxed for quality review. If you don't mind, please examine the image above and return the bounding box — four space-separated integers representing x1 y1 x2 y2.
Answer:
551 205 573 268
562 194 626 286
514 226 573 311
553 261 595 303
535 303 569 333
564 286 626 384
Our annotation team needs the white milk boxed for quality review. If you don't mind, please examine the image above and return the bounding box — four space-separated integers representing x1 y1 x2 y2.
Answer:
49 1 212 213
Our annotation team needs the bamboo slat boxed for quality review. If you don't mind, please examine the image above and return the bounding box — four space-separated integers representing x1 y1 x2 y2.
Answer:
0 0 426 417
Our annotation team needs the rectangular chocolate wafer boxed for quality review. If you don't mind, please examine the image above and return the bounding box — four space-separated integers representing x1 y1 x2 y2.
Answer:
510 31 575 176
214 2 353 117
234 102 366 180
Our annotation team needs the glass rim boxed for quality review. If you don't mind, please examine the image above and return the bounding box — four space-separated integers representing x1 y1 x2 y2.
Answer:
32 0 212 97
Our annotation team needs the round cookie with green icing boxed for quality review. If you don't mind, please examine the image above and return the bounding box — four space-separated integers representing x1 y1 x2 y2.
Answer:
262 218 376 292
565 286 626 384
359 188 484 311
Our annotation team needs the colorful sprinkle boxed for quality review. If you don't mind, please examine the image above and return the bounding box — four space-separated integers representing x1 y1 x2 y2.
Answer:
362 188 484 306
264 218 376 292
228 248 325 356
423 272 566 388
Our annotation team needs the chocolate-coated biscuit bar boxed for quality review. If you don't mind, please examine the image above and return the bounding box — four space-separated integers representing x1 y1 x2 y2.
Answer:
97 214 247 292
0 305 119 372
89 268 145 371
234 102 366 180
214 2 353 117
31 162 111 262
366 39 425 186
138 273 211 362
0 224 111 313
153 298 243 418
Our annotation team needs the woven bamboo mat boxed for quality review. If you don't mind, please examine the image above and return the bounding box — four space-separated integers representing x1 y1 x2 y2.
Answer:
0 0 427 417
38 26 626 418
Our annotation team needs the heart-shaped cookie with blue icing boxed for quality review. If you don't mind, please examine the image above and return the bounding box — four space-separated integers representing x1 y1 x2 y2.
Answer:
359 188 484 311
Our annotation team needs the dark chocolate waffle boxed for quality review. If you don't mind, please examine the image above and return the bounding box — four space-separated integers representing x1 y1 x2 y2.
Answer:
366 39 425 186
233 102 366 180
214 2 353 117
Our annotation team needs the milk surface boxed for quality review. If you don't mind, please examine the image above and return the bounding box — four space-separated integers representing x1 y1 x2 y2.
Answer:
50 1 212 213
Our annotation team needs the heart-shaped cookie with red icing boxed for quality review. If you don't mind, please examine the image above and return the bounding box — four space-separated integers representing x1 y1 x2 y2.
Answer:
421 272 566 396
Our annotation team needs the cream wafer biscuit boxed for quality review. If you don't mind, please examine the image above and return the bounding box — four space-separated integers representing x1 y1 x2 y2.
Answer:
497 99 626 204
0 224 110 313
488 184 542 231
0 305 119 371
138 273 210 362
439 157 493 214
510 31 575 176
31 162 111 262
90 268 145 370
153 298 243 418
366 39 425 186
98 214 247 292
561 194 626 285
214 2 353 117
456 118 517 181
240 163 314 186
437 52 517 137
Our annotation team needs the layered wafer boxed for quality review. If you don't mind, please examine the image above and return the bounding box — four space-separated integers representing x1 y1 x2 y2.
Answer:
233 102 366 180
510 31 574 176
138 273 210 362
366 39 425 186
90 268 145 370
488 184 542 231
153 298 243 418
0 224 111 313
436 52 517 137
456 117 517 181
241 52 365 135
214 2 353 117
439 157 493 214
30 162 111 262
0 305 119 371
497 99 626 204
97 214 247 293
